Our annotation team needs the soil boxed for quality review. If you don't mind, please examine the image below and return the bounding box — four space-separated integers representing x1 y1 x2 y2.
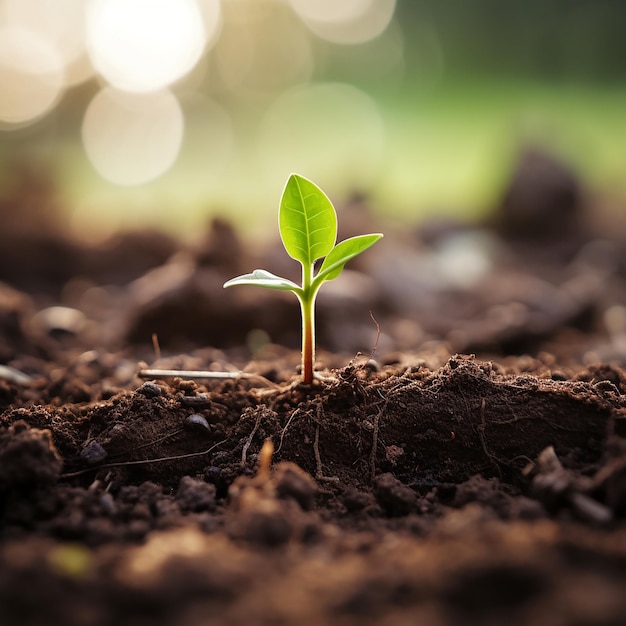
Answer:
2 153 626 626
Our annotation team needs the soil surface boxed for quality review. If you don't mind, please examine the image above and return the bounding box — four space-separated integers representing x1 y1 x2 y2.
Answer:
2 154 626 626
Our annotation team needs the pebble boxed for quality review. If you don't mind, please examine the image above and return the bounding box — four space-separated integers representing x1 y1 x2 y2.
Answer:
363 359 379 373
99 492 117 516
186 414 210 431
80 440 108 465
137 381 162 397
180 393 211 407
31 306 86 335
0 365 33 386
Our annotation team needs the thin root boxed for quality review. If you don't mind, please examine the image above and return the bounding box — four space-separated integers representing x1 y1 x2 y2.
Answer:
312 404 339 483
369 403 386 482
60 439 227 479
241 406 267 467
276 407 302 454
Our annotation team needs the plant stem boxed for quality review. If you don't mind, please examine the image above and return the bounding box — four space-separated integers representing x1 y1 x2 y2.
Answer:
300 263 316 385
299 292 315 384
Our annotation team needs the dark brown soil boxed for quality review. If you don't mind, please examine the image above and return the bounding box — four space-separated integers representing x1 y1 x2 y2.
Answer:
2 154 626 626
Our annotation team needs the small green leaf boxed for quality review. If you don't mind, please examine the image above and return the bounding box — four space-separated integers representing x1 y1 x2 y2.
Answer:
316 234 383 283
223 269 300 292
279 174 337 267
222 173 383 385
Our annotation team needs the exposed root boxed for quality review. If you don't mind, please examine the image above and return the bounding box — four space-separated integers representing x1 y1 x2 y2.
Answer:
313 423 323 480
276 408 302 454
60 439 227 479
241 406 267 468
368 310 381 360
251 378 304 399
110 427 185 460
312 402 339 483
369 403 386 482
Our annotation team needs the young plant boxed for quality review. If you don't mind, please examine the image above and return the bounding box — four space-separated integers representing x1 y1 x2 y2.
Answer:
223 174 383 385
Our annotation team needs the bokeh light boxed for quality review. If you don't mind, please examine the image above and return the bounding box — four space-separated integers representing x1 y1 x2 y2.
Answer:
81 87 184 186
1 0 625 236
4 0 92 86
0 26 64 126
290 0 396 45
289 0 377 24
85 0 216 93
257 82 385 187
214 1 313 95
178 95 235 179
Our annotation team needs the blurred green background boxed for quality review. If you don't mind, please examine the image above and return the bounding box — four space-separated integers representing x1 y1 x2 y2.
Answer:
1 0 625 242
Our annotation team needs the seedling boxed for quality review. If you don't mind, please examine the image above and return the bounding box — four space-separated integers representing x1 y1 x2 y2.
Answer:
223 174 383 385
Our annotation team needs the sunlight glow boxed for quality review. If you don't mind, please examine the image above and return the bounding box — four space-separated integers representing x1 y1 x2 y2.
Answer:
86 0 215 93
289 0 396 44
289 0 375 24
4 0 92 86
82 87 184 185
0 26 64 126
178 95 235 179
257 82 385 186
215 3 313 95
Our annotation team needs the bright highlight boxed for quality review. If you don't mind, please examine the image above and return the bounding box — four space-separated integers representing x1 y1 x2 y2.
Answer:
214 4 313 95
82 87 184 186
86 0 212 93
0 26 64 126
258 83 385 186
290 0 396 44
4 0 92 86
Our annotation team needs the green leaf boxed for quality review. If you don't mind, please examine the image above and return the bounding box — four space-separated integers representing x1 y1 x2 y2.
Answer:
223 269 300 292
316 234 383 283
279 174 337 267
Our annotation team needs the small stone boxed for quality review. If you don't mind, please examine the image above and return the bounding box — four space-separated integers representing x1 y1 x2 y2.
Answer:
31 306 86 336
137 381 162 397
0 365 33 386
80 440 107 465
180 393 211 407
99 493 117 516
186 414 210 431
363 359 379 373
